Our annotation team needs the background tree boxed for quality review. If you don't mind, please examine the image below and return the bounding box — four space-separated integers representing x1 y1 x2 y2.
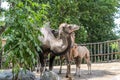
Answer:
38 0 120 43
78 0 120 43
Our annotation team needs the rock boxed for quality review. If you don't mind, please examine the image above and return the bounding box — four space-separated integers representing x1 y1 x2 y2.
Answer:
40 71 61 80
0 69 36 80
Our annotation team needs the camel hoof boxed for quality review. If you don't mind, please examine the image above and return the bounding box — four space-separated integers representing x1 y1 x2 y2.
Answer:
65 76 72 80
66 75 70 78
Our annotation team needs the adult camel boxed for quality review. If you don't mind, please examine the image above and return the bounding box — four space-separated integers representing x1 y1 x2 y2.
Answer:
37 22 80 78
58 32 75 74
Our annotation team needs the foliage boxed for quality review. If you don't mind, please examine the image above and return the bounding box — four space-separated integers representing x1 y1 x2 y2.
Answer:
79 0 120 42
39 0 120 43
3 0 49 75
0 21 5 26
110 42 119 52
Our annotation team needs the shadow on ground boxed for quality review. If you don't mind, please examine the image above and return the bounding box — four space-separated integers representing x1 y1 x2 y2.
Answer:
53 69 117 80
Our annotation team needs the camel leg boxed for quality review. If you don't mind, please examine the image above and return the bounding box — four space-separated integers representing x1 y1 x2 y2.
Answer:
74 64 77 76
66 63 71 78
78 57 81 77
39 53 45 76
74 64 80 76
78 61 81 77
74 57 81 77
65 52 71 78
49 54 55 71
44 58 47 71
59 57 63 74
88 61 91 75
85 57 91 75
74 57 77 76
36 59 40 73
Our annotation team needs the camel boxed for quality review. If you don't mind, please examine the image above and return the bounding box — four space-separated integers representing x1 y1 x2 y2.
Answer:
71 44 91 77
37 22 80 78
58 44 91 77
58 32 75 74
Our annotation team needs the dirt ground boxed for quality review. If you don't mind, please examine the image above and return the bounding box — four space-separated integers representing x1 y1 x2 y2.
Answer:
35 62 120 80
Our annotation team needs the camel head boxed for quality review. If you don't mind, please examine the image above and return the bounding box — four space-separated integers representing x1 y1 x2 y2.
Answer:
50 23 80 55
58 23 80 38
68 24 80 33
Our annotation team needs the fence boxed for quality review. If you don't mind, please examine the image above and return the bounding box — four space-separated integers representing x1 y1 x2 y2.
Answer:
54 39 120 65
1 39 120 68
80 39 120 63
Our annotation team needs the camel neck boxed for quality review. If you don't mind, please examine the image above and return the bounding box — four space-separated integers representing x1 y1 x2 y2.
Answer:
51 34 72 56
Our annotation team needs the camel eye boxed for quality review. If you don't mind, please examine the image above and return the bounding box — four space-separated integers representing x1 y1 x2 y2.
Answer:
63 27 66 31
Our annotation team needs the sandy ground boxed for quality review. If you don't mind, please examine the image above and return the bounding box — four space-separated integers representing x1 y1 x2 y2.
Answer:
34 62 120 80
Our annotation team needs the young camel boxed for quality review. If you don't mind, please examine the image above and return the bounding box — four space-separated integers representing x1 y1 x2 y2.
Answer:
71 44 91 77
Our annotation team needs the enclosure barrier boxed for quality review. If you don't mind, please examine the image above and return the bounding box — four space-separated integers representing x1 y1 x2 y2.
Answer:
54 39 120 65
0 39 120 68
80 39 120 63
